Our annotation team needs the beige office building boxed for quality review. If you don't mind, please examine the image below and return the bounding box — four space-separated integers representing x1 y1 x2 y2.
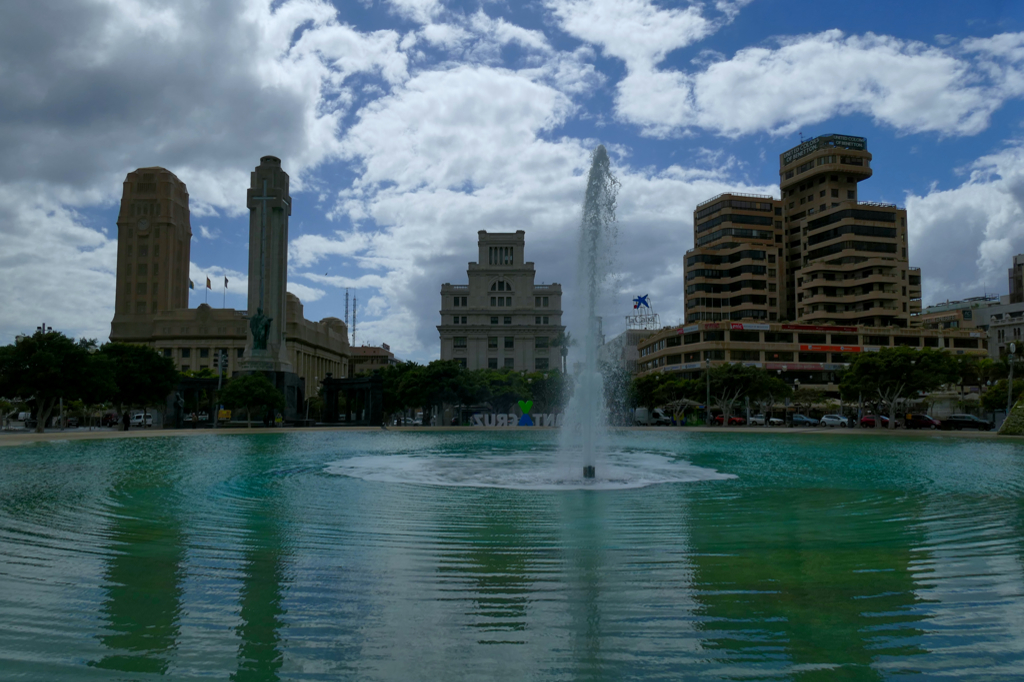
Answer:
686 193 784 323
109 165 350 399
438 231 565 371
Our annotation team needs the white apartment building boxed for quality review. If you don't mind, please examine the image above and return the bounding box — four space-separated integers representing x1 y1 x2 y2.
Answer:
438 230 565 371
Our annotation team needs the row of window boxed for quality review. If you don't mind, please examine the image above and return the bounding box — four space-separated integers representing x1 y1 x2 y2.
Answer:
124 263 159 276
452 337 552 349
640 330 980 352
488 246 514 265
451 295 552 307
163 347 244 359
478 358 549 370
451 316 553 325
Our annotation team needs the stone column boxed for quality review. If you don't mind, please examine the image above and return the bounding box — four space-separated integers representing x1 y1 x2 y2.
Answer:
243 156 293 373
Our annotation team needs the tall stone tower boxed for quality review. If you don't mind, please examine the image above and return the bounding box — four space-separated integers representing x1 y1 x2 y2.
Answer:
242 156 293 372
110 167 191 337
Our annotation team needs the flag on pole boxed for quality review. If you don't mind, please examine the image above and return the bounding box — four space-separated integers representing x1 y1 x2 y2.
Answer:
206 277 212 289
189 279 194 290
224 276 229 288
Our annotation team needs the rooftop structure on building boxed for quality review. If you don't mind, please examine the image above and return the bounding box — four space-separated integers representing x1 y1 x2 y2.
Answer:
349 344 397 376
438 230 565 371
912 294 1000 330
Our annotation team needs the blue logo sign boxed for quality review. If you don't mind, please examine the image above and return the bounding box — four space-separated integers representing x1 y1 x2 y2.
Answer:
633 294 650 309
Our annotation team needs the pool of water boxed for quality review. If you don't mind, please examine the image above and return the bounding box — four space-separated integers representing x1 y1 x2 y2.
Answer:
1 430 1023 680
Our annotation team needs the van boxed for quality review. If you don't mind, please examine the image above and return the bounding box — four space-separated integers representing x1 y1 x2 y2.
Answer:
634 407 672 426
130 413 153 427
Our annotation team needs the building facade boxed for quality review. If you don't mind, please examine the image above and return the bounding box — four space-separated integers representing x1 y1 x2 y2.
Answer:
350 344 397 376
686 193 784 323
779 134 918 326
636 321 987 391
912 295 999 330
109 164 350 408
438 230 565 371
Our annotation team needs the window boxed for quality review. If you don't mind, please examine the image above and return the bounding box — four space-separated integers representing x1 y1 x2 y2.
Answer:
703 331 725 341
831 175 838 181
507 297 512 307
454 296 467 307
491 297 497 306
181 348 191 358
461 316 467 324
136 282 147 295
536 317 541 324
199 348 210 358
491 280 511 292
138 245 148 257
764 332 793 343
543 316 549 324
453 316 460 324
766 350 794 361
731 350 760 361
456 358 467 368
488 246 514 265
535 337 549 348
504 337 514 349
535 297 541 307
704 349 725 360
847 176 855 183
162 349 172 357
504 358 514 369
535 358 549 370
768 254 776 263
800 198 805 205
820 204 826 212
504 316 511 324
181 364 190 372
454 337 467 349
543 297 549 307
819 190 826 198
731 330 760 342
831 189 839 198
135 301 147 313
488 337 498 349
137 263 148 276
847 190 855 199
237 348 244 358
768 269 776 277
488 358 498 369
491 316 498 325
800 352 827 362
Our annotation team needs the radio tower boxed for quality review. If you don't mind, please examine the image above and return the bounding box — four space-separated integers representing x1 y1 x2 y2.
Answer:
352 295 357 347
345 288 349 328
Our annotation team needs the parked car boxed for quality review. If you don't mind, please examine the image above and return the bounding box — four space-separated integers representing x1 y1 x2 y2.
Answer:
712 414 746 426
635 407 672 426
904 414 940 430
768 416 785 426
790 414 818 427
860 414 895 428
819 414 849 428
940 414 993 431
197 411 209 422
130 412 153 427
101 413 120 427
749 414 766 426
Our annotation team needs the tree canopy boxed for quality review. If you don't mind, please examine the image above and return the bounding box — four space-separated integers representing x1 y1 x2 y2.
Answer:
840 347 959 428
219 373 285 428
100 342 178 413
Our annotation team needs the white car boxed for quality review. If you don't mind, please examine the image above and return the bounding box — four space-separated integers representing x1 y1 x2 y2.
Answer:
130 413 153 427
819 414 849 428
768 417 785 426
749 414 766 426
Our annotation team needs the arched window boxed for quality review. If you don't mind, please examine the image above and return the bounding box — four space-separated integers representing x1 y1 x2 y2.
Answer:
490 280 512 292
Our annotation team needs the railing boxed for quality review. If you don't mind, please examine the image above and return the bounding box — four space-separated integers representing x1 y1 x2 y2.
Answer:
857 200 903 210
695 191 775 208
445 284 469 290
533 284 559 291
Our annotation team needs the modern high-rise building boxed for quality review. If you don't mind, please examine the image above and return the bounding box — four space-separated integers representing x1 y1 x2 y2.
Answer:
1008 254 1024 304
438 230 565 371
779 134 915 327
686 193 783 323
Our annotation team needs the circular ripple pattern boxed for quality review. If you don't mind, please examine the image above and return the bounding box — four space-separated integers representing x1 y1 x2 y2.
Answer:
1 430 1023 680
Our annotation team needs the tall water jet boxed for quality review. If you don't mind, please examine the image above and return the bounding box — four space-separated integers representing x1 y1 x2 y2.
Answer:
565 145 619 479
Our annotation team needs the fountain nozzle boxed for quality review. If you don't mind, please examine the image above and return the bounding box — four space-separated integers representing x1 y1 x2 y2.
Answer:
583 465 595 479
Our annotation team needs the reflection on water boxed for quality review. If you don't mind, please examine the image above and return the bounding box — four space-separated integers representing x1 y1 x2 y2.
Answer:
0 431 1023 680
231 444 290 682
89 446 186 675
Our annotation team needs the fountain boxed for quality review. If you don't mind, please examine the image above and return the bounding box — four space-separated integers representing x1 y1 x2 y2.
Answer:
565 145 620 479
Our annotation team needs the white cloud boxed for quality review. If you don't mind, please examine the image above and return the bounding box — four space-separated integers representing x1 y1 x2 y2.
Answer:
197 225 220 240
906 141 1024 304
286 281 326 303
0 184 116 342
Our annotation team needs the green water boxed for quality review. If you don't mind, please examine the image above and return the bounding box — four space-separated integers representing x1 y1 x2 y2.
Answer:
1 431 1023 680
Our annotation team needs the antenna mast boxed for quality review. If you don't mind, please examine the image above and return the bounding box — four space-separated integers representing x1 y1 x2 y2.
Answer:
352 295 357 347
345 288 350 328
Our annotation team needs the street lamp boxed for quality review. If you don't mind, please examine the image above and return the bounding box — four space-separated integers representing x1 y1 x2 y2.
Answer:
705 357 711 426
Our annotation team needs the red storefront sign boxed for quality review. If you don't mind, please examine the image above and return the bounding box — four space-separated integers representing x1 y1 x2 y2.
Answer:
781 324 858 332
799 344 862 353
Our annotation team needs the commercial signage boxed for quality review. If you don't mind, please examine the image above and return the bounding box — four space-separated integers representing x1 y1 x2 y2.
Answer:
731 323 771 331
782 134 867 165
970 332 981 338
472 412 563 427
680 325 699 334
799 344 862 353
764 362 851 371
781 324 858 333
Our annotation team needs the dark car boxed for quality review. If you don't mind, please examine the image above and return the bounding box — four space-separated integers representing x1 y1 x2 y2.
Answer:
712 414 746 426
940 414 993 431
790 414 817 427
904 414 940 430
860 414 894 428
101 413 119 427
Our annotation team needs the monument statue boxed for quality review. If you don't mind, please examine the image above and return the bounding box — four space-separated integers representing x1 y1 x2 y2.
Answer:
249 307 273 350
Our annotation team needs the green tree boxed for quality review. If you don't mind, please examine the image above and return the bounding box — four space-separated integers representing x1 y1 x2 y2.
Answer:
751 375 792 421
981 379 1024 413
841 347 959 429
0 331 116 433
551 331 577 374
708 364 774 423
218 374 285 428
100 343 178 426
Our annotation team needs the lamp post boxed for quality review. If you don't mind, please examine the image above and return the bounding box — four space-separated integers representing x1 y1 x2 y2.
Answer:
1008 343 1016 415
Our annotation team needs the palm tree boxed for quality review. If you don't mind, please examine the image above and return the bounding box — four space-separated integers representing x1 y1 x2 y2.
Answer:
551 331 577 373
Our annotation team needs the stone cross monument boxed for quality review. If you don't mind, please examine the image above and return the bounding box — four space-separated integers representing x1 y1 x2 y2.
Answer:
242 156 294 373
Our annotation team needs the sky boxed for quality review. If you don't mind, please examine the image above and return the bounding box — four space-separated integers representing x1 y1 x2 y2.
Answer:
2 0 1024 362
